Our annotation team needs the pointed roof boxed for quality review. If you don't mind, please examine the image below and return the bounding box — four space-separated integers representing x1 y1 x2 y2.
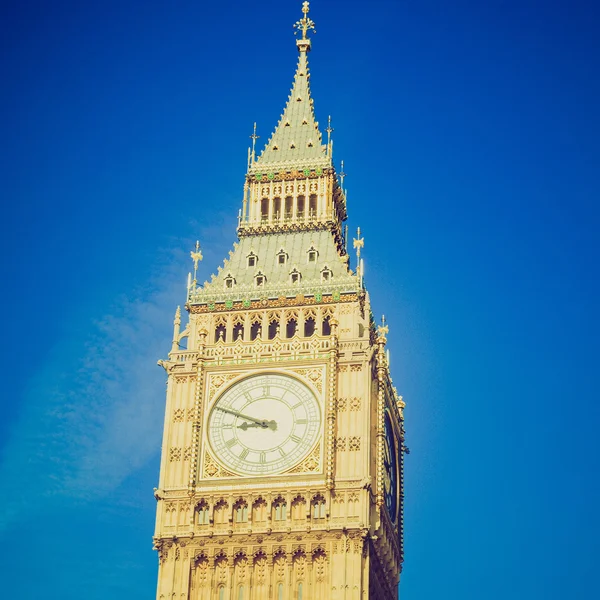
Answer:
250 3 331 173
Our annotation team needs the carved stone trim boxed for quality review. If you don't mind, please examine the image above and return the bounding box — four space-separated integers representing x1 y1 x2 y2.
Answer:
203 450 238 479
284 441 321 474
188 293 359 314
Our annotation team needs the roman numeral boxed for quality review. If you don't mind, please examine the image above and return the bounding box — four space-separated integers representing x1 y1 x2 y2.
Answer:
239 448 249 459
259 452 266 464
263 386 270 397
225 438 237 448
296 419 307 424
292 402 302 409
290 434 301 443
278 447 286 457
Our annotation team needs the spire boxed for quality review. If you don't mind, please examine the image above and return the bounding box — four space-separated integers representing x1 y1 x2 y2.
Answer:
251 2 330 172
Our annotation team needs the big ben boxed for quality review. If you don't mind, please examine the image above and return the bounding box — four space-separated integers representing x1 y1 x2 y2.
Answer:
154 3 406 599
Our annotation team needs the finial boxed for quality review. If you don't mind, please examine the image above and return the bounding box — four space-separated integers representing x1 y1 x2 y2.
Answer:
339 160 346 188
294 2 316 49
353 227 364 260
250 122 259 164
326 115 334 157
190 240 203 286
353 227 365 287
378 315 389 339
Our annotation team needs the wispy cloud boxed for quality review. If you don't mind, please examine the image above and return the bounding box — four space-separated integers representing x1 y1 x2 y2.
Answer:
0 256 184 530
0 214 235 532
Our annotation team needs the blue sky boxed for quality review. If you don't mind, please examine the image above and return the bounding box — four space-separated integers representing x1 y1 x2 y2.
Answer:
1 0 599 597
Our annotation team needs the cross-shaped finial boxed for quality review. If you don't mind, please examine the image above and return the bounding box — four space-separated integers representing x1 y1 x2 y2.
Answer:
294 1 316 40
250 122 259 162
378 315 389 338
339 160 346 187
353 227 364 259
190 240 203 284
326 115 334 157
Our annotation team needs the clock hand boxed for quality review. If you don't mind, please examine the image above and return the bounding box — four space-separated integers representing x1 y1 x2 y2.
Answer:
216 406 272 429
238 420 278 431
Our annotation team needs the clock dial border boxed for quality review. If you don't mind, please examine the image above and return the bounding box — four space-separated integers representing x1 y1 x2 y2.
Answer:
205 371 322 477
383 409 399 523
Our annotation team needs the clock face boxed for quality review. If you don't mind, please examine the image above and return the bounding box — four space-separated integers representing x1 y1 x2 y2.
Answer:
383 411 398 522
207 373 321 476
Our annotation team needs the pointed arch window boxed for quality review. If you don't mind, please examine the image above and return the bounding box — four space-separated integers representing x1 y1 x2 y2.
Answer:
273 497 287 521
303 314 315 337
250 318 262 341
233 321 244 341
234 500 248 523
197 501 210 525
312 495 326 519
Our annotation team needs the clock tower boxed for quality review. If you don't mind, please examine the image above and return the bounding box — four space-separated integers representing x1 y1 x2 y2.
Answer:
153 3 406 599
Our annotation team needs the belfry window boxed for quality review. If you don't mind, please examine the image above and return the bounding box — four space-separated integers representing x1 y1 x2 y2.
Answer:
260 198 269 221
277 250 288 265
290 270 301 284
284 196 293 219
297 195 305 218
255 272 266 287
321 267 332 281
322 316 332 336
309 194 317 218
307 247 318 262
273 197 281 220
224 275 235 289
250 319 261 341
247 253 257 268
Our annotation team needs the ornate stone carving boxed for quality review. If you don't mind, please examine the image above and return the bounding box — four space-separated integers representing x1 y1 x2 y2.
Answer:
348 437 361 451
183 446 192 461
284 441 321 474
173 408 185 423
290 366 323 393
208 372 240 401
169 447 182 462
349 397 361 411
203 450 237 479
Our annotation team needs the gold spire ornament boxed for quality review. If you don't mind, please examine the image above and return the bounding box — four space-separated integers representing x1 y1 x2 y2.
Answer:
294 1 316 40
353 227 364 260
353 227 365 287
190 240 203 285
